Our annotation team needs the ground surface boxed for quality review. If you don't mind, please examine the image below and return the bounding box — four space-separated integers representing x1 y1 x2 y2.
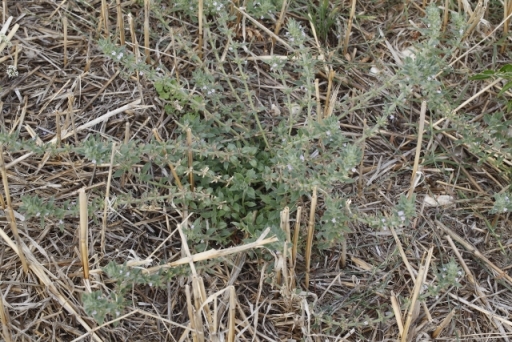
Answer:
1 0 512 341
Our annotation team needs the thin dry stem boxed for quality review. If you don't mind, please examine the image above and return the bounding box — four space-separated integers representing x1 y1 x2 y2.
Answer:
187 128 194 192
391 290 404 336
228 286 235 342
401 247 432 342
198 0 203 60
62 15 68 67
79 188 89 280
0 145 28 273
305 186 317 290
101 0 110 37
144 0 151 63
343 0 357 56
101 142 116 255
0 287 12 342
432 309 456 338
408 100 426 200
116 0 125 45
273 0 288 46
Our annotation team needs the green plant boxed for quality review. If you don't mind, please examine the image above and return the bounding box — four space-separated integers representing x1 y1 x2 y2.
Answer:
19 195 76 229
491 191 512 213
75 134 113 165
308 0 340 44
83 262 189 325
96 13 367 252
424 258 464 299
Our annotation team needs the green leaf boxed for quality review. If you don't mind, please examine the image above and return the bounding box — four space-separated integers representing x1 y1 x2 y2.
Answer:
497 81 512 97
506 101 512 113
113 169 124 178
499 64 512 73
469 70 495 80
246 187 256 199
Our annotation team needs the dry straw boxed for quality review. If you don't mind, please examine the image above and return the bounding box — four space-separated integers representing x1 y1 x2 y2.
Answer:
116 0 125 45
0 17 18 54
0 145 28 273
502 0 512 52
304 186 317 289
273 0 288 46
79 188 89 280
400 247 433 342
144 0 151 63
120 122 130 187
343 0 357 57
101 142 117 254
187 128 194 191
408 100 427 200
198 0 203 59
0 286 12 342
0 225 102 341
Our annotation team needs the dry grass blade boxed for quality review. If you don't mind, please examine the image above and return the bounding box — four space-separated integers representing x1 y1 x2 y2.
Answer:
116 0 125 45
49 99 142 143
14 95 27 136
144 0 151 63
314 78 322 121
144 229 277 273
502 0 512 52
2 0 6 22
408 100 426 200
273 0 288 46
0 145 28 273
0 17 18 54
401 247 433 342
187 128 194 191
343 0 357 56
281 206 291 244
101 142 117 254
390 225 416 281
305 186 317 290
463 1 486 40
186 285 198 342
292 206 301 269
198 0 203 59
101 0 110 37
390 290 404 336
323 70 335 118
0 287 12 342
62 15 68 67
67 93 78 142
120 122 130 187
79 188 89 280
432 309 456 338
442 0 450 32
228 286 235 342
